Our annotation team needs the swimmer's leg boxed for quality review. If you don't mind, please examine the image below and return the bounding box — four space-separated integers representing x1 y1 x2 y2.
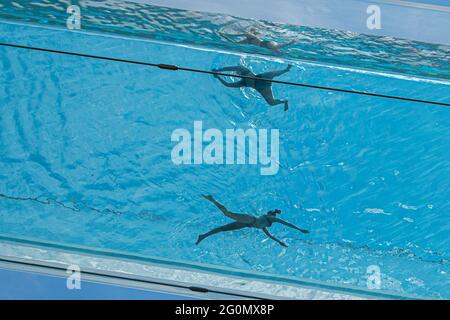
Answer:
219 33 236 42
218 31 248 42
196 222 246 244
214 76 245 88
222 36 248 45
258 87 289 111
202 195 256 223
262 228 288 248
212 66 249 88
219 34 246 44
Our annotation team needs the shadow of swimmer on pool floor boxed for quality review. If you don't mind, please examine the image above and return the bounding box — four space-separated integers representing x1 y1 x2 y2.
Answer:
212 64 292 111
196 195 309 248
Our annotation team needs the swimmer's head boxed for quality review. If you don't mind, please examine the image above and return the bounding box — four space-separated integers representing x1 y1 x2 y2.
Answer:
248 28 261 36
267 209 282 216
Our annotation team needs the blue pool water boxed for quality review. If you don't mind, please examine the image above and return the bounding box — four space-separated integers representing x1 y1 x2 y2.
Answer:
0 1 449 299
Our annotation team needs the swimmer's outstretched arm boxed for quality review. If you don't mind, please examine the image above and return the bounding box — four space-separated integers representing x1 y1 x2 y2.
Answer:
257 64 292 80
272 217 310 234
213 66 250 73
262 228 288 248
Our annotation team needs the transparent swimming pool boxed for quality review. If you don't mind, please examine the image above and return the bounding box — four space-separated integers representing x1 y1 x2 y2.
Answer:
0 0 449 299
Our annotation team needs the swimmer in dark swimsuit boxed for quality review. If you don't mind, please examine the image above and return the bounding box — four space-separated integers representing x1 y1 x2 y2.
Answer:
212 64 292 111
196 195 309 247
219 28 295 54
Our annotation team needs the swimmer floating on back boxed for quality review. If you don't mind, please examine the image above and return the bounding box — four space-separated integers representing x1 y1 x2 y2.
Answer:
212 64 292 111
196 195 309 248
219 28 296 54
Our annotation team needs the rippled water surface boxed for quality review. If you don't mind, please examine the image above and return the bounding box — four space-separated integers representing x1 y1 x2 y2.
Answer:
0 0 449 298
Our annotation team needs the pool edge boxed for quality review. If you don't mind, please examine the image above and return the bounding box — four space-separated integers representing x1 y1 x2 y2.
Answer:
0 236 428 300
